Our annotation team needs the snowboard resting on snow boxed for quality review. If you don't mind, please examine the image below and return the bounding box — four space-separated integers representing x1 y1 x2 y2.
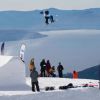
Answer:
45 86 55 91
58 83 98 90
59 83 74 90
44 82 98 91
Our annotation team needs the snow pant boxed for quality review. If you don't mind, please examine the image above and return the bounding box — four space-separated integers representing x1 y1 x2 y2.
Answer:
31 81 40 92
45 16 49 24
58 71 63 78
41 70 46 77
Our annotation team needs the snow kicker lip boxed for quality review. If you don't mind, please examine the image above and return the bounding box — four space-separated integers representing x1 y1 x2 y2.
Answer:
0 55 28 90
0 56 13 67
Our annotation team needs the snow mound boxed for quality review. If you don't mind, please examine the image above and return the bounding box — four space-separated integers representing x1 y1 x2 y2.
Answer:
0 56 12 67
0 55 29 90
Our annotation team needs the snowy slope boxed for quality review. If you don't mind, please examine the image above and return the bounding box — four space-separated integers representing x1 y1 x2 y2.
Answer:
0 29 100 100
26 77 99 89
0 55 29 90
0 88 100 100
1 29 100 77
0 56 12 67
0 52 99 100
0 77 99 100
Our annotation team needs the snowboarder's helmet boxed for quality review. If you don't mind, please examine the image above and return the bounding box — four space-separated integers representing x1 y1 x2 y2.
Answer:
45 10 49 15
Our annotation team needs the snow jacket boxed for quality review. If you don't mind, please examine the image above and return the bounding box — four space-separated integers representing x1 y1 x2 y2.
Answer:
29 58 35 71
57 65 64 72
29 64 35 71
30 68 38 82
73 71 78 79
46 61 51 74
40 60 46 71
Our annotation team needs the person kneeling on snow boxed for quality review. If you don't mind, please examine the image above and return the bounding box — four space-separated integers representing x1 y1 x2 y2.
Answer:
30 67 40 92
49 66 56 77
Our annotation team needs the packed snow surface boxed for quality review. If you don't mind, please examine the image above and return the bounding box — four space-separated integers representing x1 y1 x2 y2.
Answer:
0 77 99 100
0 30 100 100
0 56 12 67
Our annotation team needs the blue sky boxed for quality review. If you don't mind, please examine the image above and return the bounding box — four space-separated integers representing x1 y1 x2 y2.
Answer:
0 0 100 11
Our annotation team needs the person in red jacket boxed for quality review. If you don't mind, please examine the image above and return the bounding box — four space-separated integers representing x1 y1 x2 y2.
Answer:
46 60 51 77
73 70 78 79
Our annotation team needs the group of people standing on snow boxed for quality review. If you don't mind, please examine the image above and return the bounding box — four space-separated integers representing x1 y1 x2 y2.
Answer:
29 58 78 92
29 58 64 78
29 58 64 92
40 59 64 78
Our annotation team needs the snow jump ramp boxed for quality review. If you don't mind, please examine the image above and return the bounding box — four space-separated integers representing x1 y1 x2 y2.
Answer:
0 55 29 90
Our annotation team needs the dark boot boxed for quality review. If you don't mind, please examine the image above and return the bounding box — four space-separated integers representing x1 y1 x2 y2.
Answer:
32 82 35 92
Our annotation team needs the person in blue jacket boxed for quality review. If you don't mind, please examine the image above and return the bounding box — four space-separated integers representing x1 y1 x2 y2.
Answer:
57 62 64 78
30 67 40 92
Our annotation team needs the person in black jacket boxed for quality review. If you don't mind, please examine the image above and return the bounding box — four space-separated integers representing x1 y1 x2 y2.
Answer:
40 59 46 77
57 62 64 78
30 67 40 92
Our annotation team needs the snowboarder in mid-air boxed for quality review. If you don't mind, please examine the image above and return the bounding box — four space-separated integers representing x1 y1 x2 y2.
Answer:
40 10 55 24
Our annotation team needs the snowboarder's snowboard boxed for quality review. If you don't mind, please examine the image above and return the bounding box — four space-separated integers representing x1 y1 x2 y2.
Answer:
45 86 55 91
59 83 74 90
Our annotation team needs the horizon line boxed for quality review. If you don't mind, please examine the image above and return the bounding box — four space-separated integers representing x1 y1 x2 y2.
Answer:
0 7 100 12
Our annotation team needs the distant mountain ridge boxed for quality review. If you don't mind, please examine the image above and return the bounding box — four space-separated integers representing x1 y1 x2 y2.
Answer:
66 65 100 80
0 8 100 30
78 65 100 80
